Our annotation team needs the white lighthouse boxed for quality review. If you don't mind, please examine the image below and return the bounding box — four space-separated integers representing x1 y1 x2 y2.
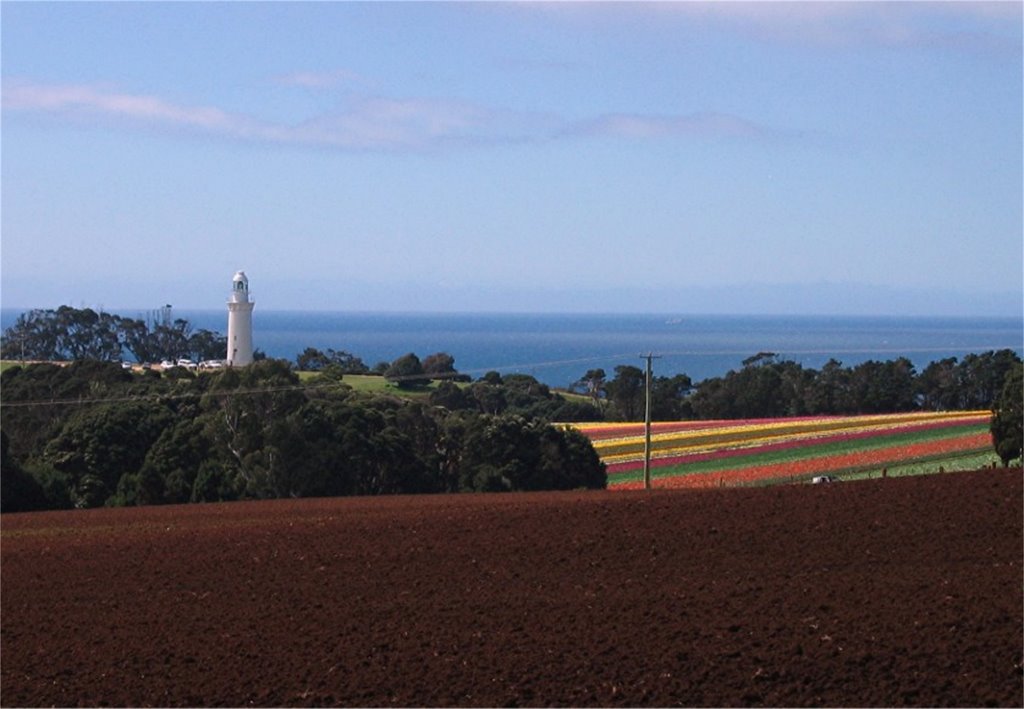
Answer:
226 270 254 366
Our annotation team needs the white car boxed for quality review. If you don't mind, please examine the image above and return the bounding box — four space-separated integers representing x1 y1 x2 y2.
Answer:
812 475 839 484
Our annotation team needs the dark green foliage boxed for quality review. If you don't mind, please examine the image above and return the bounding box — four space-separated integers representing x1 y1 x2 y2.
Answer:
0 431 48 513
573 368 607 406
296 347 368 374
296 347 331 371
429 380 474 410
469 380 507 414
846 358 917 413
385 353 429 388
650 374 694 420
1 354 609 510
422 352 456 377
187 329 228 362
917 357 960 410
135 419 212 504
42 402 174 508
191 460 238 503
957 350 1021 409
452 414 606 492
606 365 646 421
991 362 1023 466
685 350 1021 421
3 315 1020 514
1 306 225 364
429 374 602 422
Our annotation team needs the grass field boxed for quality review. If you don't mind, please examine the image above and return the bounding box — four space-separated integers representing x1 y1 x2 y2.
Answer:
296 371 443 397
570 411 1000 489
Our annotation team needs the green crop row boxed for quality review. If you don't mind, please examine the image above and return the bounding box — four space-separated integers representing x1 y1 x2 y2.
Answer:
608 423 990 485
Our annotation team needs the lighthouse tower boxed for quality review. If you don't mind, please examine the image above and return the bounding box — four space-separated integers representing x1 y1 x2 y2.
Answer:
226 271 255 366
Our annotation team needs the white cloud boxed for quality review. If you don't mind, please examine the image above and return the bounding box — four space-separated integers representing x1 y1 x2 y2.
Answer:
2 80 240 132
2 78 781 151
656 1 1021 54
527 2 1020 56
565 111 782 141
272 69 369 89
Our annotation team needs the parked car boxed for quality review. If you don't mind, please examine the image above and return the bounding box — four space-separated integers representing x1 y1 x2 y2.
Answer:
812 475 839 484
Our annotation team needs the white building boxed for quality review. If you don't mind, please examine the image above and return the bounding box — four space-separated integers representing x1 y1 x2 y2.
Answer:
226 271 255 366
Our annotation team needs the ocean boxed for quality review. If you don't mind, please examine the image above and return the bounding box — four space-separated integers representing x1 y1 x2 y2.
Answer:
4 309 1020 388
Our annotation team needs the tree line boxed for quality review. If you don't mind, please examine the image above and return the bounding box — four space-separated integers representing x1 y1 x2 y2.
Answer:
577 349 1022 421
0 306 228 363
575 350 1021 467
0 359 607 513
4 306 1018 422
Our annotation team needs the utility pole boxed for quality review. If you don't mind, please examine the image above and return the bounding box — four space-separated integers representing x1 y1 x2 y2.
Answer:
640 352 662 490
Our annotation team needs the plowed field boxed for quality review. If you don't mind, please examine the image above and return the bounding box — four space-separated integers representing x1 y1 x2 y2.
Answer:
2 469 1021 707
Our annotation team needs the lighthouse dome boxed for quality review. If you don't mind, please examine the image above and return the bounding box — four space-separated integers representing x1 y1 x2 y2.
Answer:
229 270 251 303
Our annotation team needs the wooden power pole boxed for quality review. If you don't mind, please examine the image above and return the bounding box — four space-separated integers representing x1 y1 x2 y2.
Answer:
640 352 662 490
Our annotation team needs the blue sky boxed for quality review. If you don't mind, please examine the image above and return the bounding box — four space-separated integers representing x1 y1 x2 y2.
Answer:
2 1 1021 316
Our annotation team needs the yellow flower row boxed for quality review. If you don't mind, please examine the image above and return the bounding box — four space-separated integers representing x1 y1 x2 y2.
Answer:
583 411 990 464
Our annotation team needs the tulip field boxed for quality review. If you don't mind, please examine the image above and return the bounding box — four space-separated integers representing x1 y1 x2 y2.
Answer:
571 411 997 489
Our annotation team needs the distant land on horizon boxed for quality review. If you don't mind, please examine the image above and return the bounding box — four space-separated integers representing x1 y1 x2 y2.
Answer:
1 279 1021 319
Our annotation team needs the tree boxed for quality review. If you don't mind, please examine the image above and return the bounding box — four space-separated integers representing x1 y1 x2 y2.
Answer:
453 414 606 492
384 353 429 389
0 431 48 513
296 347 331 371
502 374 551 408
991 362 1023 466
0 309 60 360
201 359 306 499
429 381 473 411
1 307 122 361
134 419 213 504
42 401 173 508
119 317 162 363
956 350 1022 409
688 375 731 420
422 352 457 378
917 357 960 411
606 365 645 421
188 329 228 362
469 380 507 415
326 349 369 374
574 368 607 406
742 351 778 368
297 348 369 374
151 318 193 361
650 373 693 420
53 307 122 361
846 358 916 413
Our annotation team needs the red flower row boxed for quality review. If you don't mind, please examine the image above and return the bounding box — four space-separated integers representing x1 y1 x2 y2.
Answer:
610 432 991 489
605 417 983 474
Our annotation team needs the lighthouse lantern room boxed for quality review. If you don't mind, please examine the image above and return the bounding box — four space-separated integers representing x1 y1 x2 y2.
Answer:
226 271 255 366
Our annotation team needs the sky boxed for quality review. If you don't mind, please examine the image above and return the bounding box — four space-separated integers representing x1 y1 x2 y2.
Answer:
2 1 1022 316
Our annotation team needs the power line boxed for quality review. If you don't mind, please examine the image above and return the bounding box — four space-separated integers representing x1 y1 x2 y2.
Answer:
2 340 1020 411
0 381 348 410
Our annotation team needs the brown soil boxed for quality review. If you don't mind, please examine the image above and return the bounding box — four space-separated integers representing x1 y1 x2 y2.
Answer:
2 470 1021 707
